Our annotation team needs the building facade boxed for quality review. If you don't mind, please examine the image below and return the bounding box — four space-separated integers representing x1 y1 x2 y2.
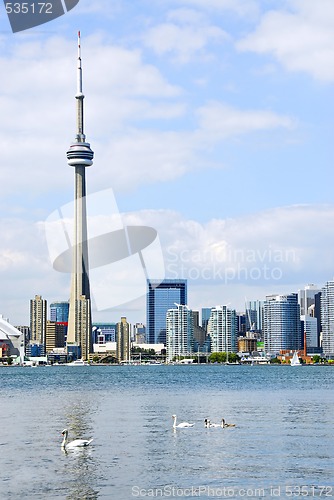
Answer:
116 317 131 362
45 321 66 353
146 279 187 344
298 284 320 316
207 305 238 354
263 294 301 354
321 281 334 357
166 304 194 362
30 295 47 347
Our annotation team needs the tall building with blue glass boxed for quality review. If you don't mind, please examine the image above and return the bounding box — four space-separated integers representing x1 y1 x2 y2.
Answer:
146 279 187 345
50 302 69 323
263 294 301 354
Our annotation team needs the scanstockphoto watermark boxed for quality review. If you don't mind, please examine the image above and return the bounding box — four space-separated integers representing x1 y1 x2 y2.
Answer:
3 0 80 33
132 484 334 497
166 245 297 284
132 484 274 497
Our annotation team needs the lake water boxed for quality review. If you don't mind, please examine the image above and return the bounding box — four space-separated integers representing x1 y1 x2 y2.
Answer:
0 365 333 499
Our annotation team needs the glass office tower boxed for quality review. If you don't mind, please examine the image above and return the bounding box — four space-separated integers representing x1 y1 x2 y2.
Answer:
263 293 301 355
146 279 187 345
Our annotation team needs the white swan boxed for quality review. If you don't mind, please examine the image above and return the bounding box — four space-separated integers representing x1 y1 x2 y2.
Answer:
205 418 221 428
61 429 93 449
172 415 194 428
221 418 236 428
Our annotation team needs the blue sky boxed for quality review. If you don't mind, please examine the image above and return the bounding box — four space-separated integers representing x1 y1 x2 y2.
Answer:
0 0 333 326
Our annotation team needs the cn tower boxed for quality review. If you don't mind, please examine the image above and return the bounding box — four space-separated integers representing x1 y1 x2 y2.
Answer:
66 32 94 360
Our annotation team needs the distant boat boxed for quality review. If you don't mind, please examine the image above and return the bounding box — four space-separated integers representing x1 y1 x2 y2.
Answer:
66 359 89 366
290 351 301 366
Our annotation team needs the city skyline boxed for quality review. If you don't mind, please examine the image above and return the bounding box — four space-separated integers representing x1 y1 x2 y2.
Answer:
11 277 328 331
0 1 333 327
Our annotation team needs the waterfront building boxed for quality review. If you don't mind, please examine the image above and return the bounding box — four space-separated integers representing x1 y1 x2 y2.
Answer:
50 301 69 343
133 323 146 344
92 323 117 344
207 305 238 353
237 335 258 354
263 294 301 355
30 295 47 347
201 308 211 331
192 311 207 350
298 284 320 316
300 315 318 351
116 317 131 362
66 33 94 361
45 321 66 353
15 325 30 353
146 279 187 344
245 300 264 334
166 304 194 362
321 280 334 357
50 301 69 322
298 285 321 350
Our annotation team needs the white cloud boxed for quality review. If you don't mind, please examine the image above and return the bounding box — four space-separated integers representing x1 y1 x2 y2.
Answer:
173 0 259 18
1 203 333 324
236 0 334 82
0 34 296 197
196 102 295 139
142 22 228 63
121 204 334 312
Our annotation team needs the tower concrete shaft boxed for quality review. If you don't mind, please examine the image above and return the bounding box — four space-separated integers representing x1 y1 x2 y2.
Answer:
66 32 94 360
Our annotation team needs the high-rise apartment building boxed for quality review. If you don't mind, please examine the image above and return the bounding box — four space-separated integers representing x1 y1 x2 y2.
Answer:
30 295 47 346
133 323 146 344
298 284 320 316
166 304 194 362
298 284 321 350
116 317 131 362
45 320 66 353
245 300 264 333
207 305 238 353
201 308 211 331
146 279 187 344
263 294 301 354
321 281 334 357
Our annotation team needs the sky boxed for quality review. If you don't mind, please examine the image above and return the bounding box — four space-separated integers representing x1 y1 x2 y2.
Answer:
0 0 333 327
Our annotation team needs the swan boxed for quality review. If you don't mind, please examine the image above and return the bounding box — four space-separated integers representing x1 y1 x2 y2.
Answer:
172 415 194 428
204 418 220 428
61 429 93 449
221 418 236 428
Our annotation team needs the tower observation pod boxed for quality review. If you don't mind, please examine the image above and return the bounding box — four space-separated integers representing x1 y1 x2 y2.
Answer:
66 32 94 361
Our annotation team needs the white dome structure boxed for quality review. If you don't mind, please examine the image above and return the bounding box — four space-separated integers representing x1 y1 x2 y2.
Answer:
0 315 24 363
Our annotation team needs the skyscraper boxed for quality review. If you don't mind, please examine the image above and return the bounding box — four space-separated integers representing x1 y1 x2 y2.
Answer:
66 33 94 361
29 294 47 353
116 317 131 363
50 301 69 323
166 304 194 362
321 280 334 357
146 279 187 344
298 284 320 316
207 305 238 353
263 294 301 354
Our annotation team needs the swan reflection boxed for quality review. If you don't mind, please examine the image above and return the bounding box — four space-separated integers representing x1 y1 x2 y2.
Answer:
60 399 99 499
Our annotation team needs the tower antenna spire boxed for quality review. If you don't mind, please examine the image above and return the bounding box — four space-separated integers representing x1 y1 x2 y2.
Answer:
76 30 85 142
